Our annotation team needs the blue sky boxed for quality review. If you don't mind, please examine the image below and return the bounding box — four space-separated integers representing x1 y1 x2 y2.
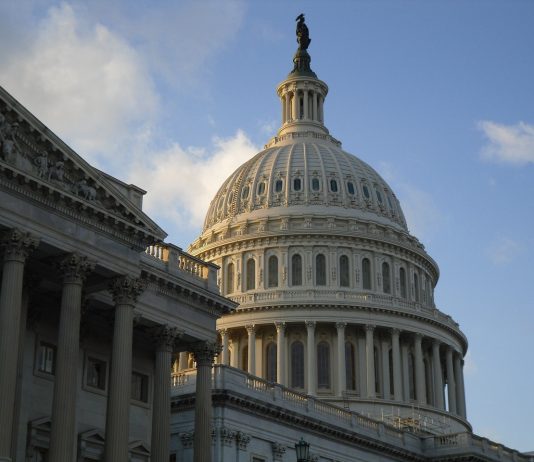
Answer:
1 0 533 452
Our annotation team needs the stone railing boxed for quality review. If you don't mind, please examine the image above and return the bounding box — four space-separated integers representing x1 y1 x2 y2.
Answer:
144 242 218 290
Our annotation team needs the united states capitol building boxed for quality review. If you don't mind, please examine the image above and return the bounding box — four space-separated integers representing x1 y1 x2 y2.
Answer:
0 15 531 462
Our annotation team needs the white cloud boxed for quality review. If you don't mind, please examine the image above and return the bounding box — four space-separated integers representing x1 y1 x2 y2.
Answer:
128 130 257 231
478 120 534 165
486 237 522 265
0 3 158 164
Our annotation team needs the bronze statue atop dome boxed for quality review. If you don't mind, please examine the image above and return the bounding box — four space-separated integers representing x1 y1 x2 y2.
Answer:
296 13 311 50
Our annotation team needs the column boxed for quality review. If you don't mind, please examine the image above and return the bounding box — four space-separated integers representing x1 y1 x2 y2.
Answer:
104 276 145 462
230 338 239 368
381 337 390 400
413 333 426 405
303 90 309 120
312 92 318 121
365 325 376 399
191 342 219 462
318 95 324 122
445 347 457 414
291 90 299 121
219 329 229 366
285 92 291 122
245 325 256 375
432 340 444 410
0 229 38 462
49 254 94 462
401 342 410 401
336 322 346 396
275 322 286 385
152 326 181 462
305 321 316 395
391 329 403 401
454 352 467 418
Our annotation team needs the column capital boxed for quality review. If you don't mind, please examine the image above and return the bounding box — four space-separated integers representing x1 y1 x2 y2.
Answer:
391 327 401 336
414 332 423 342
153 325 183 352
365 324 376 332
274 321 286 332
432 339 441 349
335 322 347 330
217 328 229 337
245 324 256 335
191 341 220 366
305 320 316 330
59 253 95 284
109 276 146 305
1 228 39 263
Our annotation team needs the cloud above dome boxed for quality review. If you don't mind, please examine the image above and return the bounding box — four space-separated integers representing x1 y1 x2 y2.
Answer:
478 120 534 165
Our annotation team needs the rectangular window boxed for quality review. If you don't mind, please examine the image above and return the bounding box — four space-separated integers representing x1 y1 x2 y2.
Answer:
37 342 56 375
86 357 107 390
131 372 149 403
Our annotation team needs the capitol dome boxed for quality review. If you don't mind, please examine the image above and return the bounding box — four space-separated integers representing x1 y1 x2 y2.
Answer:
188 17 469 435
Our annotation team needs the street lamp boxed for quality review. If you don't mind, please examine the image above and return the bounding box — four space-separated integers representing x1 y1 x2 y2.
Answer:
295 437 310 462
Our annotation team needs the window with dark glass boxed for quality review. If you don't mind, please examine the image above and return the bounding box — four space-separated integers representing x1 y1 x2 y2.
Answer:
291 341 304 388
317 342 330 389
257 181 266 195
362 258 371 290
268 255 278 288
316 254 326 286
291 254 302 286
387 193 394 210
375 188 383 203
330 179 338 192
226 262 235 294
399 267 407 299
382 262 391 294
311 177 320 191
345 342 356 390
86 357 106 390
242 185 250 199
339 255 350 287
131 372 149 402
37 342 56 375
246 259 256 291
293 177 302 191
362 184 370 199
275 179 283 193
347 181 355 195
266 342 277 382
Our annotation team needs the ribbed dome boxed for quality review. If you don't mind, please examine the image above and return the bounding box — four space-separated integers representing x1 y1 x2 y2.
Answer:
203 135 408 233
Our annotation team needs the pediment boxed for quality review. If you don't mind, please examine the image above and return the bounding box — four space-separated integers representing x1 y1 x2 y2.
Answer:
0 85 166 249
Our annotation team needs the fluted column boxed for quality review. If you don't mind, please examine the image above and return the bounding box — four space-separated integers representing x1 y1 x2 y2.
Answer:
230 338 239 368
275 322 286 385
104 276 145 462
365 325 376 398
305 321 316 395
454 352 467 418
381 337 390 399
445 347 457 413
219 329 229 366
152 326 181 462
0 229 38 461
414 333 426 405
303 90 309 120
336 322 346 396
285 92 291 122
391 329 403 401
191 342 219 462
312 92 318 122
245 325 256 375
432 340 444 409
49 254 94 462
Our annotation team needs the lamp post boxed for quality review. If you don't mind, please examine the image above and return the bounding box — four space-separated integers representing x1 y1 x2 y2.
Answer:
295 437 310 462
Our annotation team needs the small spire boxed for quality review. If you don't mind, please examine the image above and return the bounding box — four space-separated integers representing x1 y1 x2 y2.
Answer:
289 14 317 78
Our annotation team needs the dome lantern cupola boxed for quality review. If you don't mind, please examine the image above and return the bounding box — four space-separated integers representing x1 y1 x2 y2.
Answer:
276 14 329 138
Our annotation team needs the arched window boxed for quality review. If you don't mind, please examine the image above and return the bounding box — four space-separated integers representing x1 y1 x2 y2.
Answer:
345 342 356 390
311 177 320 191
347 181 355 195
266 342 277 382
290 341 304 388
399 267 407 299
316 254 326 286
330 179 338 192
226 262 235 294
268 255 278 288
291 254 302 286
414 272 420 302
275 179 283 193
382 262 391 294
241 185 250 199
257 182 266 195
293 178 302 191
242 346 248 372
362 258 371 290
317 341 330 389
362 184 370 199
246 259 256 291
339 255 350 287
